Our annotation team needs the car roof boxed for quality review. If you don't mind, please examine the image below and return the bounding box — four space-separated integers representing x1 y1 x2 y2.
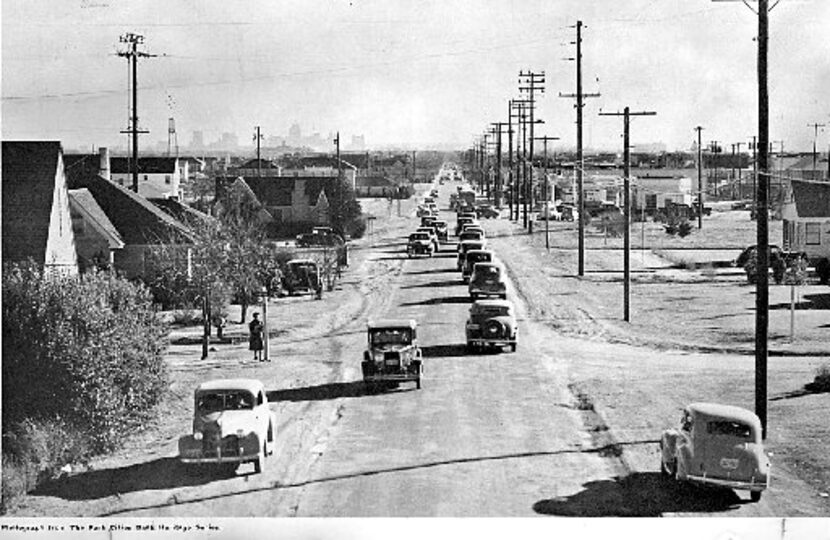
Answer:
472 299 514 309
467 249 492 256
367 319 417 330
687 402 762 427
196 378 264 394
473 261 500 269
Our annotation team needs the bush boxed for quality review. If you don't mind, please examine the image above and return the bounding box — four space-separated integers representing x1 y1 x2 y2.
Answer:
2 263 168 454
810 364 830 392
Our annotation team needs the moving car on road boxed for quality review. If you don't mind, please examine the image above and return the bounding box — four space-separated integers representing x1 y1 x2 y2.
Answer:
407 232 435 258
457 239 486 271
469 262 507 300
362 319 423 390
431 220 449 242
178 378 276 475
475 204 500 219
462 249 494 283
660 402 770 502
416 226 440 251
466 299 518 352
458 229 485 247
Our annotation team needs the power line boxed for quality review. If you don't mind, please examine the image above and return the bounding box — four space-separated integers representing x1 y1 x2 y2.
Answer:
117 32 156 193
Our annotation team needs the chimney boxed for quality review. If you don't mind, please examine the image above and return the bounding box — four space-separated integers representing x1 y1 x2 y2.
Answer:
98 147 110 181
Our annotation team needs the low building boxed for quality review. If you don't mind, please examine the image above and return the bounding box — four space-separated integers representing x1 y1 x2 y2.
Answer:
110 156 187 200
2 141 79 275
782 179 830 280
631 171 694 213
68 188 124 272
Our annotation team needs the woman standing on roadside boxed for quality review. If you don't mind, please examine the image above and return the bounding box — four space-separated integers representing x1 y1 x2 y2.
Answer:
249 312 264 362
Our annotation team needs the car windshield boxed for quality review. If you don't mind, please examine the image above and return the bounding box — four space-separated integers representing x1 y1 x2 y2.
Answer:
197 390 255 413
371 328 412 345
706 420 753 440
468 253 491 263
475 306 509 317
411 234 429 240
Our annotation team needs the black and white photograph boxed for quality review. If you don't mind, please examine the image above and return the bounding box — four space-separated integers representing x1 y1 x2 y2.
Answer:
1 0 829 535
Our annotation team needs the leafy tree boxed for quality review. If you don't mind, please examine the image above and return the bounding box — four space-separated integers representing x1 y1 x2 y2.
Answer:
327 175 364 238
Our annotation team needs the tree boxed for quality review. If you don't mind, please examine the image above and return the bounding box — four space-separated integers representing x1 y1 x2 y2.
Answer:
326 176 364 238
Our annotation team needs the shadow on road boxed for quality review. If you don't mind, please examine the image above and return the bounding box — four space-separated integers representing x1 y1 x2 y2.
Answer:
267 381 372 402
421 344 468 358
532 472 742 516
31 457 231 501
400 296 470 306
402 279 464 289
405 268 454 275
770 292 830 311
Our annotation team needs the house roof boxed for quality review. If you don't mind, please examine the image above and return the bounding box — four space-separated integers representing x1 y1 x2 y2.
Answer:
110 156 178 175
149 198 213 228
68 189 124 249
791 180 830 218
240 176 295 207
67 172 193 244
356 175 394 188
280 154 357 170
1 141 62 265
236 158 279 170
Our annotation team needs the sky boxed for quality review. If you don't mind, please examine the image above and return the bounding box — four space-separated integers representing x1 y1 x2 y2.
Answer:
2 0 829 152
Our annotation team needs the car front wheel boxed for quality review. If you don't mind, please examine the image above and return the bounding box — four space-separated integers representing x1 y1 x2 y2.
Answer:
750 491 762 503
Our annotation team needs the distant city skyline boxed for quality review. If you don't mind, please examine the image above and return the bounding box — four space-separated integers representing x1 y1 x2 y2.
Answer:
3 1 829 153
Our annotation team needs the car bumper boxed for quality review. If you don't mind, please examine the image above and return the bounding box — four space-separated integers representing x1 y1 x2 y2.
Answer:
469 288 506 296
467 337 515 346
686 473 768 492
179 434 261 463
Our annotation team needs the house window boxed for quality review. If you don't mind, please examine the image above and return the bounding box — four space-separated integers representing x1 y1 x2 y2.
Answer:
165 175 171 185
118 178 124 186
805 223 821 245
144 175 149 181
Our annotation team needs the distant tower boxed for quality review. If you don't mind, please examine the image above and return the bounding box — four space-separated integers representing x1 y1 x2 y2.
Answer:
167 117 178 157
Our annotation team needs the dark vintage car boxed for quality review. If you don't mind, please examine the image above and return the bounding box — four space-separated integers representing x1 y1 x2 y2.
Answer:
469 262 507 300
475 204 500 219
457 239 486 271
462 249 494 283
407 232 435 257
458 229 485 248
362 319 423 390
465 299 517 352
178 378 276 475
281 259 322 297
430 220 449 242
295 227 344 247
455 215 476 236
660 402 770 502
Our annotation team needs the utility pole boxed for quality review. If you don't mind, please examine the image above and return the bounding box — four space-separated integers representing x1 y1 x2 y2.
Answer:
520 70 545 219
695 126 705 229
412 150 417 183
491 122 508 207
507 101 515 219
534 135 561 250
117 33 156 193
710 140 721 198
509 100 530 222
735 141 745 200
560 20 600 276
482 133 490 200
751 135 758 216
808 122 826 174
600 107 656 322
253 126 264 177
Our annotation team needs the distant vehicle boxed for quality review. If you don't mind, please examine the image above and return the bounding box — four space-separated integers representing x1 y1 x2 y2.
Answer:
468 262 507 300
455 216 476 236
660 402 769 502
362 319 423 390
734 244 790 284
407 232 434 258
178 378 276 475
462 249 494 283
282 259 323 298
458 229 485 247
296 227 344 247
559 204 578 222
457 240 486 271
475 204 500 219
431 220 449 242
416 226 440 250
462 225 485 238
417 206 435 218
536 202 562 221
421 215 438 228
457 189 476 212
465 299 517 352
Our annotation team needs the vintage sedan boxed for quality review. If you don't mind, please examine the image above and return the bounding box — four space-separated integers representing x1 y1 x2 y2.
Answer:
179 378 276 474
660 402 770 502
462 249 494 283
407 232 434 258
457 239 486 271
469 262 507 300
466 299 517 352
362 319 423 390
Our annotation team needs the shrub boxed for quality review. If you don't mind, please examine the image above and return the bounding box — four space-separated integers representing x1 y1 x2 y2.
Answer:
2 263 168 453
811 364 830 392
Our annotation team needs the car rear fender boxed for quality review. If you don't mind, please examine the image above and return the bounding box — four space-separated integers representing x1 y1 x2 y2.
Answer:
661 429 680 461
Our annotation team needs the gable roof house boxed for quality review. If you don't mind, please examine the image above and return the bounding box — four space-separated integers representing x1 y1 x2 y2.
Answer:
781 180 830 272
66 165 194 280
2 141 78 275
68 188 124 272
278 155 358 189
110 156 187 200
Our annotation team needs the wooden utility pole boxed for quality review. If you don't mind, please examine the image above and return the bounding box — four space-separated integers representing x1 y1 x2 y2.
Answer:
695 126 704 229
534 135 561 250
491 122 508 207
117 33 155 193
735 141 745 199
520 71 545 219
808 122 826 174
600 107 656 322
560 20 600 276
507 101 515 218
253 126 264 177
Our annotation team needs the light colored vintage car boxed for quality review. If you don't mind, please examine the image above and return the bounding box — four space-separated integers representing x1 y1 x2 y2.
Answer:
466 299 517 352
660 402 770 502
362 319 423 390
407 232 434 258
179 378 276 474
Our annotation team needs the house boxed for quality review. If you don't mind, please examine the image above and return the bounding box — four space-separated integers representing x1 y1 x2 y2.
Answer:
230 158 282 178
110 156 187 200
278 154 358 189
2 141 78 275
68 188 124 272
782 179 830 282
630 171 694 214
66 167 194 280
355 175 399 197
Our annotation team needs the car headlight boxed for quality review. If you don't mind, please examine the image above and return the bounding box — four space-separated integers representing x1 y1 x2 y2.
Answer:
193 431 203 441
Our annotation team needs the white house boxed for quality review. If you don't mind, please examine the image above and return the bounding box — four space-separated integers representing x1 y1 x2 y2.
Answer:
782 179 830 282
110 156 187 200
